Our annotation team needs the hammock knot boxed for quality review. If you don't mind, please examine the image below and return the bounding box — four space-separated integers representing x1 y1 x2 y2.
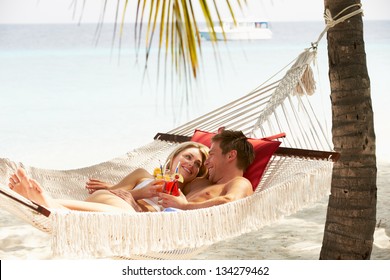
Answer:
324 4 363 29
324 9 336 28
313 4 364 48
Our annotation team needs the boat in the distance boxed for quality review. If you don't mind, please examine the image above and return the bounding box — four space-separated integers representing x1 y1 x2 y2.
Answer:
200 18 272 41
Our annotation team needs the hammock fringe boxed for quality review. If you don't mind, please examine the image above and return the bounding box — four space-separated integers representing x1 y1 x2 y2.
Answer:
47 159 332 258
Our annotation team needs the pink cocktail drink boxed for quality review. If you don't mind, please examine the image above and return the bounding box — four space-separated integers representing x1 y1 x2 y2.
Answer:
163 180 179 196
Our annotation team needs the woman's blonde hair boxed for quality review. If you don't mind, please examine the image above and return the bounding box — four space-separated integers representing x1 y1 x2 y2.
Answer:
164 141 209 178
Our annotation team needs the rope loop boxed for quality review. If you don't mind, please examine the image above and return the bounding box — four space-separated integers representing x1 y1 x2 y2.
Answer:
324 3 363 28
311 42 318 51
312 3 364 47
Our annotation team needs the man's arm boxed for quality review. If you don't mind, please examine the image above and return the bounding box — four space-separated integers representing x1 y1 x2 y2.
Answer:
186 177 253 210
160 177 253 210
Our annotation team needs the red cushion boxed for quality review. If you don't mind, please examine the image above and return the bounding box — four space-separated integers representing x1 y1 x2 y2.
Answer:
191 129 282 190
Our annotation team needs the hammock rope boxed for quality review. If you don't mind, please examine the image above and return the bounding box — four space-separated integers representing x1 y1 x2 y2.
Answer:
313 3 364 48
0 5 366 259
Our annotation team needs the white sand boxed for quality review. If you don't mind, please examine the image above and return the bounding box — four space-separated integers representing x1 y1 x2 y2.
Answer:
195 161 390 260
0 162 389 260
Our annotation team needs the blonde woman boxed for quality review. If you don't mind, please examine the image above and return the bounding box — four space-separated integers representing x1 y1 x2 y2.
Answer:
8 142 209 213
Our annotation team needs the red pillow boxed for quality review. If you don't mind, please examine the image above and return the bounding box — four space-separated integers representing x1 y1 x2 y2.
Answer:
191 129 282 190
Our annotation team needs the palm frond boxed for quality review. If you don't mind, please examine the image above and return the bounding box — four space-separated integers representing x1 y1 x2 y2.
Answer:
131 0 244 81
88 0 245 87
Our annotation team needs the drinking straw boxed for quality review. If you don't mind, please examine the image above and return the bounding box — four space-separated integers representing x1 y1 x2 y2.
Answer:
175 161 181 173
159 160 163 175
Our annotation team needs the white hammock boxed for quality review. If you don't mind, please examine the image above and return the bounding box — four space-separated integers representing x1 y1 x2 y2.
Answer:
0 44 339 259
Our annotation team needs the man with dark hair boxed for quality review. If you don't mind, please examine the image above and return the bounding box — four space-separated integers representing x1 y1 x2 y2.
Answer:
211 129 255 172
159 129 255 210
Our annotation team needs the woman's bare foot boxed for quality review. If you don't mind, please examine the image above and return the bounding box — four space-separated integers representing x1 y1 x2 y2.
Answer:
8 168 31 199
8 168 53 208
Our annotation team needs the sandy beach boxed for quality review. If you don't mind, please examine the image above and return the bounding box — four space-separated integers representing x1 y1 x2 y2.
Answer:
1 160 389 260
194 160 390 260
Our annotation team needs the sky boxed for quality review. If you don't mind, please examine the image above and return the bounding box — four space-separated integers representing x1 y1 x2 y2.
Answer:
0 0 389 24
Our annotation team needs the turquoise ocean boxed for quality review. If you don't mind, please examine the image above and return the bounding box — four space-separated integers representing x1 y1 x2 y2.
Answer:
0 21 389 169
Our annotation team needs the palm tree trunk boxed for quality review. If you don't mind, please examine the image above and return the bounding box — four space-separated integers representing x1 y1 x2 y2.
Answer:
320 0 377 259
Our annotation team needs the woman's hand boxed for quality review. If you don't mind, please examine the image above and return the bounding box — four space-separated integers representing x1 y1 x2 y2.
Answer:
131 179 165 200
85 179 113 194
158 190 188 210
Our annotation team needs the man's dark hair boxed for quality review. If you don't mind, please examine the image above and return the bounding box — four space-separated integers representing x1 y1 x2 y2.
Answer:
212 130 255 171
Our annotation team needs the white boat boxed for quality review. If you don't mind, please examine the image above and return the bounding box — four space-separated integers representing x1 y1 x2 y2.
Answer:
200 19 272 41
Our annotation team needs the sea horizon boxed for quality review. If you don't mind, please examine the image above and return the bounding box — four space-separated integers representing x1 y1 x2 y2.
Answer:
0 20 389 169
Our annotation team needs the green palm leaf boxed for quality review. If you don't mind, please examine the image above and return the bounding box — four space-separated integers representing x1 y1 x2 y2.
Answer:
131 0 245 80
76 0 246 82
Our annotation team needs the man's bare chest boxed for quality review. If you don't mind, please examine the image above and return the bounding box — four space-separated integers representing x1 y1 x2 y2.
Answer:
186 184 225 202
